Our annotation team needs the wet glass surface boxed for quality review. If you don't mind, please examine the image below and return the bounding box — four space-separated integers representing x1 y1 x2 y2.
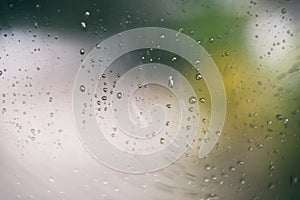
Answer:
0 0 299 199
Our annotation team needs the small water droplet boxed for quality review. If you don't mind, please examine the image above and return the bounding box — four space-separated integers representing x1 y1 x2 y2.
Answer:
269 163 275 171
237 161 244 165
188 107 194 112
160 138 165 144
79 48 85 55
189 96 197 104
168 76 174 88
209 37 214 43
171 56 177 62
194 60 200 65
73 168 79 173
268 183 275 190
199 98 206 103
116 92 122 99
80 21 87 30
229 166 236 171
276 114 283 120
80 85 85 92
96 43 101 49
281 8 287 14
290 176 298 188
160 34 166 39
84 11 90 17
195 73 202 80
240 178 246 185
49 177 54 183
102 96 107 101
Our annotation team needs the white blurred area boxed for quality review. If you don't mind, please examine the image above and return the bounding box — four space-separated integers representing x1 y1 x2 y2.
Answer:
0 29 224 200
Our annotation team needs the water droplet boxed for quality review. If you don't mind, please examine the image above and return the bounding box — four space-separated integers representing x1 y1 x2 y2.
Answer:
79 48 85 55
171 56 177 62
240 178 246 185
229 166 236 171
102 96 107 101
0 70 2 76
188 107 194 112
160 138 165 144
84 11 90 17
290 176 298 188
73 168 79 173
209 37 214 43
189 96 197 104
96 43 101 49
116 92 122 99
199 98 206 103
80 21 87 30
160 34 166 39
194 60 200 65
269 163 275 171
281 8 287 14
49 177 54 183
168 76 174 88
80 85 85 92
195 73 202 80
205 165 211 170
276 114 283 120
237 161 244 165
268 183 275 190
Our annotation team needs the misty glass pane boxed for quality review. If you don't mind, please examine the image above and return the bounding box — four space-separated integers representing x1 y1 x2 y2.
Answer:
0 0 299 199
